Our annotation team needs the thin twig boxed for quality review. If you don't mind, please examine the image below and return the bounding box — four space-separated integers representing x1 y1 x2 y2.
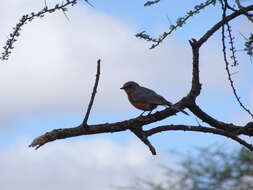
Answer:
221 0 253 119
61 1 71 22
144 0 161 7
137 0 215 49
62 11 71 22
226 24 238 67
84 0 95 8
44 0 47 7
195 117 201 126
0 0 78 61
82 59 101 126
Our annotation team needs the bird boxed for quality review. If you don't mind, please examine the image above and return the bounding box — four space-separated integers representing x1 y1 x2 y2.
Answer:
120 81 189 116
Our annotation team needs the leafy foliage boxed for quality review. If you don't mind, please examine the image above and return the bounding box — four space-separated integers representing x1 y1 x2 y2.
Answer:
179 147 253 190
136 0 217 49
244 33 253 57
144 0 161 7
0 0 77 61
124 146 253 190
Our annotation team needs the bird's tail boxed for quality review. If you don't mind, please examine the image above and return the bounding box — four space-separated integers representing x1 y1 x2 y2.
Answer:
165 101 189 116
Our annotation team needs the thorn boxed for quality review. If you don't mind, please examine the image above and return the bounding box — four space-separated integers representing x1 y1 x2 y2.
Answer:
84 0 94 8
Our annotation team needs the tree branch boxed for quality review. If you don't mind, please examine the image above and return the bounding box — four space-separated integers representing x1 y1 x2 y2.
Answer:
28 104 253 152
28 31 253 153
220 2 253 119
198 4 253 46
188 103 242 132
0 0 78 61
235 0 253 23
145 124 253 152
144 0 161 7
29 105 187 150
130 127 157 155
137 0 215 49
25 2 253 155
82 59 101 126
186 39 201 101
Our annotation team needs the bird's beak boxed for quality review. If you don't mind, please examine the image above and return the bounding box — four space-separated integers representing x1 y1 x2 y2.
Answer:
120 86 124 90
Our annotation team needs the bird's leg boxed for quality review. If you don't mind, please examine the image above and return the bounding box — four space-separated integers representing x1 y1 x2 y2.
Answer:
139 111 146 117
147 110 153 115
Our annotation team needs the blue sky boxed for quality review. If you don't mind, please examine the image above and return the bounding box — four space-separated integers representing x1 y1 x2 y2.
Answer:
0 0 252 189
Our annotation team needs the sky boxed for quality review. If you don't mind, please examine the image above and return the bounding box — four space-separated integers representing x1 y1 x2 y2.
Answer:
0 0 252 189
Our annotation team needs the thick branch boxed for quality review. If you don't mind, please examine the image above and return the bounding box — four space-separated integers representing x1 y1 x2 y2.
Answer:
187 103 252 133
29 106 253 151
235 0 253 23
82 59 101 125
186 39 201 101
183 4 253 139
29 33 253 152
30 122 253 152
29 106 186 149
145 124 253 152
27 2 253 155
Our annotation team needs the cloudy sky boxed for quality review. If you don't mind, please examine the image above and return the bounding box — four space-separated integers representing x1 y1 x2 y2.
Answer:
0 0 252 189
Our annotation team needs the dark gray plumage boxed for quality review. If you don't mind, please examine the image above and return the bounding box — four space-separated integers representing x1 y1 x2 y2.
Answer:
120 81 188 115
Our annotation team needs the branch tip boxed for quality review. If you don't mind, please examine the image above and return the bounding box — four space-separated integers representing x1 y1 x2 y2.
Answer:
130 128 157 155
189 38 199 47
82 59 101 126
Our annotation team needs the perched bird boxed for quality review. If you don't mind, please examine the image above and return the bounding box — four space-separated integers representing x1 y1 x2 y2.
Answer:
120 81 188 116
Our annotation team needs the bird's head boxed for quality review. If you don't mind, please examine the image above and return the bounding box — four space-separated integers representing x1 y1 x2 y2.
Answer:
120 81 140 91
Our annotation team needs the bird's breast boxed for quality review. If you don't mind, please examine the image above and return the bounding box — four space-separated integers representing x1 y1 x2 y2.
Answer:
129 101 156 111
123 88 156 111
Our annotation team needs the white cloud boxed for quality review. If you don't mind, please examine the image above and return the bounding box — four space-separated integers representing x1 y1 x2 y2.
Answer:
0 0 250 129
0 138 167 190
0 2 252 190
0 1 193 124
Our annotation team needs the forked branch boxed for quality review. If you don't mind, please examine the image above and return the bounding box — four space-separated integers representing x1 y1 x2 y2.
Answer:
29 32 253 154
25 1 253 154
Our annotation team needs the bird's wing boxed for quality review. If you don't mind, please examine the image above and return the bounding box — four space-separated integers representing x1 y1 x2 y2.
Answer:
132 87 171 105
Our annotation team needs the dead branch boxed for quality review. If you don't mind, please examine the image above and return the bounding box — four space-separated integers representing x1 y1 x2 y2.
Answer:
29 104 186 150
82 59 101 126
235 0 253 23
28 117 253 152
130 127 157 155
188 103 243 132
25 2 253 155
28 34 253 153
145 125 253 152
